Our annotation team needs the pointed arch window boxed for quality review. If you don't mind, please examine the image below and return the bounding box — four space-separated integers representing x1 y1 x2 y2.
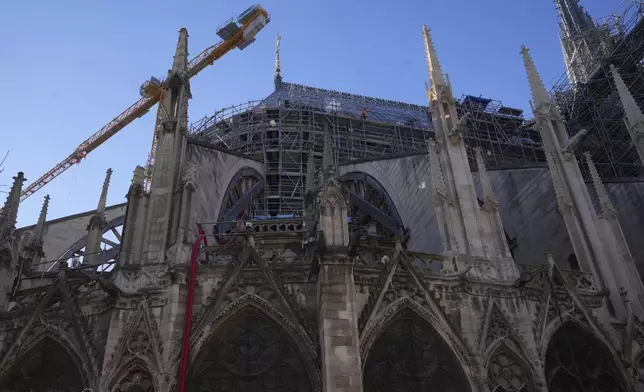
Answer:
0 337 85 392
363 310 470 392
188 310 312 392
545 322 627 392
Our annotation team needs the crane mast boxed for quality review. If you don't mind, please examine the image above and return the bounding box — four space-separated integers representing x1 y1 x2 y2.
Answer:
17 5 270 202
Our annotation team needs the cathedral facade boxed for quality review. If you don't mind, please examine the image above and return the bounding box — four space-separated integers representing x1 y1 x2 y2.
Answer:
2 3 644 392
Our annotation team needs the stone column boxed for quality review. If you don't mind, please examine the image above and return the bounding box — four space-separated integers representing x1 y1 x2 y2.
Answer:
318 255 363 392
119 166 146 265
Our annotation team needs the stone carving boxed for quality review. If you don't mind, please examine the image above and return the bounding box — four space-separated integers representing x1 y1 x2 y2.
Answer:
103 300 163 380
181 162 198 190
115 367 154 392
483 303 526 355
488 349 534 392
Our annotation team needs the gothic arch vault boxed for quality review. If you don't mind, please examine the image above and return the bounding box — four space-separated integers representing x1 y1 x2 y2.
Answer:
544 320 629 392
0 333 88 392
362 304 474 392
187 302 319 392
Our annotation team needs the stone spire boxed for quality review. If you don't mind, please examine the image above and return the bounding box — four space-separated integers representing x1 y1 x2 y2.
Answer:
274 32 282 90
97 168 112 214
520 46 551 109
85 168 112 265
422 25 446 91
144 28 193 258
171 28 189 74
584 152 616 217
521 44 631 318
475 148 497 207
421 24 514 267
0 172 25 243
22 194 49 263
32 194 50 243
610 64 644 164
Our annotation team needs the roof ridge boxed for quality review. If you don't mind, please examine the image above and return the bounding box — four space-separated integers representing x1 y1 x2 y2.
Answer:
282 82 428 111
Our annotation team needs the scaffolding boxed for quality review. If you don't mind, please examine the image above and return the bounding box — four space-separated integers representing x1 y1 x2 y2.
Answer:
551 0 644 179
189 83 545 218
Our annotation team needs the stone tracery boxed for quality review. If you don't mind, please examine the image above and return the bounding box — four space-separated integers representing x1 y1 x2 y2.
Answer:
487 347 535 392
545 322 627 392
363 309 470 392
0 337 85 392
188 309 313 392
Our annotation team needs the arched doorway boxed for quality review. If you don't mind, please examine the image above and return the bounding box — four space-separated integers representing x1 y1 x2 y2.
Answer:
0 337 86 392
545 322 627 392
363 310 470 392
188 309 313 392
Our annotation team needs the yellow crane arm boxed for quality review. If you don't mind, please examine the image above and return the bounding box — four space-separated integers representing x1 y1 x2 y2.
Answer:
18 5 269 203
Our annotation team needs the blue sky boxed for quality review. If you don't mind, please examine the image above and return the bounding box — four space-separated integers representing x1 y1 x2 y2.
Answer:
1 0 621 227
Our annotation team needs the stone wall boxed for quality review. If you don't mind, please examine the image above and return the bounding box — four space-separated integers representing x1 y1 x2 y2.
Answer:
186 140 265 226
339 154 442 254
15 203 126 264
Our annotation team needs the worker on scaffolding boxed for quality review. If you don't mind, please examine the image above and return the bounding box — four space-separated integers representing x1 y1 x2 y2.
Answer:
360 107 367 120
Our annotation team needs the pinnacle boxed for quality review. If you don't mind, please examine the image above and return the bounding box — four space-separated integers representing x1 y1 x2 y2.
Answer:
171 28 189 74
422 25 445 90
32 194 50 242
520 45 550 108
610 64 644 127
97 168 113 214
583 151 616 215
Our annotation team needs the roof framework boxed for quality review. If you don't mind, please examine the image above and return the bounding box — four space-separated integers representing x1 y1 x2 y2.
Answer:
551 0 644 179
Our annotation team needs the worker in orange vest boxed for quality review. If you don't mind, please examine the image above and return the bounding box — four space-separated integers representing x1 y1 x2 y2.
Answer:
360 107 367 120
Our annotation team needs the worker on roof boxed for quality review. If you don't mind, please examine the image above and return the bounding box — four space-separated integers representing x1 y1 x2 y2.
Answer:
360 107 367 120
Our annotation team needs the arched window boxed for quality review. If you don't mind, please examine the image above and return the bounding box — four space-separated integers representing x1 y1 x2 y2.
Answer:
188 310 312 392
363 310 470 392
545 323 626 392
0 337 85 392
